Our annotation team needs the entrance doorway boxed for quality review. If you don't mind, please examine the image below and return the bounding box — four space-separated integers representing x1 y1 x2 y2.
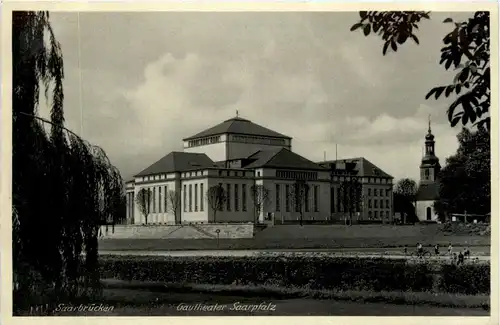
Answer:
426 207 432 221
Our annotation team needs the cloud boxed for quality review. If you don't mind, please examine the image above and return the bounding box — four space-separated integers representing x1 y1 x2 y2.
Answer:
38 11 472 182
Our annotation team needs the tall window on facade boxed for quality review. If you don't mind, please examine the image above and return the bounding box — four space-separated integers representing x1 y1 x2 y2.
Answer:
285 184 290 212
368 188 371 196
386 200 389 209
374 211 378 219
374 200 378 208
183 185 187 212
330 187 335 213
374 189 377 196
200 184 204 211
226 184 231 211
337 187 341 212
152 187 156 213
314 186 319 212
242 184 247 211
189 184 192 212
164 186 168 213
368 199 372 208
368 211 372 219
276 184 281 212
194 184 198 211
235 184 239 211
305 186 310 212
424 169 430 180
158 186 162 213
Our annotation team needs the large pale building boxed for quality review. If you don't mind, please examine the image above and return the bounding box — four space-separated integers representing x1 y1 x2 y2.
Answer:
415 119 441 221
125 116 394 225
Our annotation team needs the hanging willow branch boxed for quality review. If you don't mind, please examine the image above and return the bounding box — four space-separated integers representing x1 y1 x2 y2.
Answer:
12 11 125 314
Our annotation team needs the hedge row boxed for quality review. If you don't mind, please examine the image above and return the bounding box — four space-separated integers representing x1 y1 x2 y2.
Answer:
99 256 489 295
438 264 490 294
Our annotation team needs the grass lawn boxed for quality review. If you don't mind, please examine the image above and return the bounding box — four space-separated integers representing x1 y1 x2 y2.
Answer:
98 236 491 252
99 224 491 251
44 280 490 316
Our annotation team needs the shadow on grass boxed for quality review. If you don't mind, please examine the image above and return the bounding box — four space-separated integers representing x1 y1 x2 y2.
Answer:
101 279 490 311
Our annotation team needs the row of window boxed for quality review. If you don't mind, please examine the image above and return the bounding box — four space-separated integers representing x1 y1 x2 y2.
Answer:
368 199 391 209
135 185 174 214
368 210 391 220
275 184 319 213
367 188 391 197
232 135 286 146
218 170 248 177
276 171 318 181
183 183 206 212
187 183 248 212
188 136 222 147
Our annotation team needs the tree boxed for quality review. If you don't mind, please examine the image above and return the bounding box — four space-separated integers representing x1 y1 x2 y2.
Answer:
250 184 271 223
167 190 181 222
12 11 123 314
436 126 490 216
351 11 490 130
135 188 152 224
206 184 227 223
338 179 363 225
286 181 311 226
393 178 418 224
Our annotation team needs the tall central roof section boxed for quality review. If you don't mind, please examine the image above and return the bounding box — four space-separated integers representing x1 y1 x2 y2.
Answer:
183 116 292 162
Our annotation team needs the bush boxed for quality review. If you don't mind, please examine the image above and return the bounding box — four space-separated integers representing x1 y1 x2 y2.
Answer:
100 256 435 292
439 263 490 294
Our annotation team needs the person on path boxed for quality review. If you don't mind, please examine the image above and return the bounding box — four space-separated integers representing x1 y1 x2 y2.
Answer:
434 244 440 256
458 251 465 265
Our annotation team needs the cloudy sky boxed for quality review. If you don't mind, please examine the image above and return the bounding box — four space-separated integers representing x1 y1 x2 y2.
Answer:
38 11 474 182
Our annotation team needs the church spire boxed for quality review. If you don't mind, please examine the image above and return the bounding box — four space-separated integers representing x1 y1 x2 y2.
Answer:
420 114 440 182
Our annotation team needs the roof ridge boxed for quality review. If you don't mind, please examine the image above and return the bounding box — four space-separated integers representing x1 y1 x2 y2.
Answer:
260 148 284 166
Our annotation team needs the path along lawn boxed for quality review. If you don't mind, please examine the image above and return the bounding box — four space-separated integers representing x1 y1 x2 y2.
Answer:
98 236 491 252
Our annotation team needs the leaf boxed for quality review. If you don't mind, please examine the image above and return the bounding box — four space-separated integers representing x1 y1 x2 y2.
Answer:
455 84 462 94
363 24 371 36
461 111 469 125
391 40 397 52
410 34 420 44
443 18 454 23
450 115 462 127
397 32 408 44
350 23 364 32
360 11 368 19
425 88 436 100
445 86 454 97
382 41 390 55
434 86 446 99
373 22 381 33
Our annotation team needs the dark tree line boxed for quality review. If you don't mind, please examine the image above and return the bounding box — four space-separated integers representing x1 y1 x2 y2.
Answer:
13 11 124 313
434 126 490 218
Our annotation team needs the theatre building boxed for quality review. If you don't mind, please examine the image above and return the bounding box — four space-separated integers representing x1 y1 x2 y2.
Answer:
125 115 393 224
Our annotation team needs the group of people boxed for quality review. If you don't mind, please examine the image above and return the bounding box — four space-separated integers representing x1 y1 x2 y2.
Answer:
404 243 471 263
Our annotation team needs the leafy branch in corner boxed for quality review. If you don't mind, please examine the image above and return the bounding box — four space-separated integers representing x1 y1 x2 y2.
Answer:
350 11 490 131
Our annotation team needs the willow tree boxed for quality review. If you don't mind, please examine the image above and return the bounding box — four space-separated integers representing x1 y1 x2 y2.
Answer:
12 11 124 314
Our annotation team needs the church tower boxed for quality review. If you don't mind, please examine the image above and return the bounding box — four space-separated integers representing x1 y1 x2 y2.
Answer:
420 115 441 182
415 115 441 222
